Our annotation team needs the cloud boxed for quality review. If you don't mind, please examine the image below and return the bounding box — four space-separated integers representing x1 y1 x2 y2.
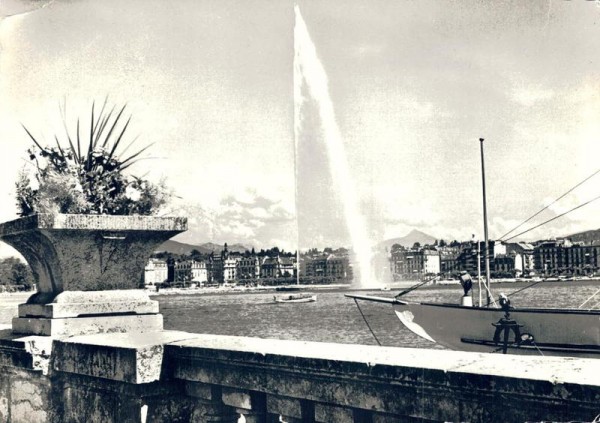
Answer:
171 186 297 250
373 184 441 227
350 42 385 58
512 86 555 107
489 190 600 242
0 242 22 260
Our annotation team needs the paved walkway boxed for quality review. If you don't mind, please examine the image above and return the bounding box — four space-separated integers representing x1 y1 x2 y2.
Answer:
0 292 29 325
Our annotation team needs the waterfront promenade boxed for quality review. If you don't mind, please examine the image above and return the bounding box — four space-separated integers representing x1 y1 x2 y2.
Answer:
1 286 599 422
1 323 599 422
0 293 28 327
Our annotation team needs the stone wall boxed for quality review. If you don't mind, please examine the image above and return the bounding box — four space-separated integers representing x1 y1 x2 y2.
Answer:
0 329 599 423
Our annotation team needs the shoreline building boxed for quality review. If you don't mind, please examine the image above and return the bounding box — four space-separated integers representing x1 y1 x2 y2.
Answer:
260 256 296 279
392 240 534 279
390 245 440 280
190 260 208 284
534 239 600 276
144 258 168 286
301 249 353 283
238 255 261 280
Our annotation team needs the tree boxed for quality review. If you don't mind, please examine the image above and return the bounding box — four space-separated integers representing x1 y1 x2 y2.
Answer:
153 251 169 259
438 239 447 247
0 257 34 290
11 262 34 290
190 249 202 260
390 243 404 253
175 266 193 287
412 242 421 249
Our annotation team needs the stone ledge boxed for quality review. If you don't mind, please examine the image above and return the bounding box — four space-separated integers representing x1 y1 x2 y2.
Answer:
0 331 54 373
0 214 187 235
166 334 600 387
52 331 201 384
49 290 155 304
12 314 164 337
19 300 159 318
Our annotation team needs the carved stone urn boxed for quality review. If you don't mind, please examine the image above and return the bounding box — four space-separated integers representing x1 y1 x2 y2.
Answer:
0 214 187 336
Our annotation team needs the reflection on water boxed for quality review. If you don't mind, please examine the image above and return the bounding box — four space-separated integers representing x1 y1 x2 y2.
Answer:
159 281 600 350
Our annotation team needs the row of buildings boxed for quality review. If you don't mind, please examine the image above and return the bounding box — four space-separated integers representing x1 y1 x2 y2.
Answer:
146 236 599 285
144 245 353 286
390 238 600 280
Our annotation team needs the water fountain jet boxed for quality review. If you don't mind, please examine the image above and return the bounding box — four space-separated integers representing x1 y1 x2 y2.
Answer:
294 5 379 288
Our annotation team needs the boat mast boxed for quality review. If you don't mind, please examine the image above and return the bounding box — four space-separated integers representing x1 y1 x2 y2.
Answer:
477 238 482 306
479 138 491 305
296 250 300 285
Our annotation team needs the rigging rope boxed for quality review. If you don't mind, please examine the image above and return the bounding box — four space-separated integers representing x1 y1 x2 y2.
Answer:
531 340 545 356
578 287 600 309
499 167 600 241
482 281 497 307
506 280 544 298
503 193 600 242
353 298 382 346
395 275 439 299
491 340 544 356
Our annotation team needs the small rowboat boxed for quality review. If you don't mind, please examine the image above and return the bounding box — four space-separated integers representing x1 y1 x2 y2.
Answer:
274 293 317 303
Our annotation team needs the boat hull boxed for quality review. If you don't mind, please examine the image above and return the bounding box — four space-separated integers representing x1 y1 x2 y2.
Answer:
393 302 600 358
274 295 316 303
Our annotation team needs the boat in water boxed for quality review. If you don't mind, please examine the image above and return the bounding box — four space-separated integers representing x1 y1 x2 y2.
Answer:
347 139 600 358
347 293 600 358
274 293 317 303
275 286 302 292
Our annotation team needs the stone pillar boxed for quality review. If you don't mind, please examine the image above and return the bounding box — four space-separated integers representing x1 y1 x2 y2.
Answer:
0 367 54 423
0 213 191 422
185 382 241 422
314 403 355 423
266 395 315 423
0 214 186 337
221 388 267 423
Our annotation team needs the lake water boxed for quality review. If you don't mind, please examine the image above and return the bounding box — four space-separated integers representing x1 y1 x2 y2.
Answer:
158 280 600 350
1 281 597 351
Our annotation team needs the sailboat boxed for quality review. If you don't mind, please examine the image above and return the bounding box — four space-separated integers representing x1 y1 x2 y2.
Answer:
347 139 600 358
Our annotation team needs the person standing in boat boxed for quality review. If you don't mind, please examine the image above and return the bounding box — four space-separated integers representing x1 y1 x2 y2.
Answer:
459 270 473 296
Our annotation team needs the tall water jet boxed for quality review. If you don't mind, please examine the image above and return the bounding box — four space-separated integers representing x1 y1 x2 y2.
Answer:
294 5 377 287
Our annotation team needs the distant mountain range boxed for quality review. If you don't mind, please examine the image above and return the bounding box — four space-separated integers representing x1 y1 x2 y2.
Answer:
564 228 600 244
157 240 252 255
379 227 600 250
157 227 600 257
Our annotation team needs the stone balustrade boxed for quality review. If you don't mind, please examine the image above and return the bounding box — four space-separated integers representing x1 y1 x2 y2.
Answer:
1 327 599 423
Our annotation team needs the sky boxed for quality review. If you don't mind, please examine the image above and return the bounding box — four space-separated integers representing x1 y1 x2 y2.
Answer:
0 0 599 257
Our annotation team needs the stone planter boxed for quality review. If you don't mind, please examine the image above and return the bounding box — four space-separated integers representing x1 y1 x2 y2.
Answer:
0 214 187 336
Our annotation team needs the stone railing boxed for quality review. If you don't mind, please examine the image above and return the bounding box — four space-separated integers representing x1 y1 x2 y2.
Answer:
1 329 598 423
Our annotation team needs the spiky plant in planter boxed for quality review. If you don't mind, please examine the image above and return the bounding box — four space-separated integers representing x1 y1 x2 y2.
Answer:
15 101 170 216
